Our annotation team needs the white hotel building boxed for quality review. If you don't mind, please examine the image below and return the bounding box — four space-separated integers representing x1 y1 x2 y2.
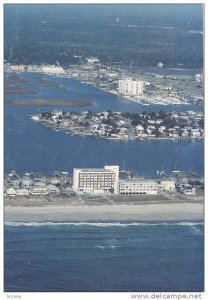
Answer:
118 79 145 96
117 179 158 195
73 166 119 194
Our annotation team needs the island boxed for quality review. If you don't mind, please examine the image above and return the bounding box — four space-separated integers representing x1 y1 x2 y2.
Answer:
30 110 204 141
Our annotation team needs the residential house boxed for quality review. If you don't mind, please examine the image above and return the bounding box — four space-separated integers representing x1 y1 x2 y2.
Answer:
159 180 176 192
47 184 60 194
159 126 166 132
181 131 189 138
147 125 155 130
147 120 155 124
48 177 61 185
29 187 48 195
147 129 153 135
32 174 46 186
136 125 144 131
155 119 163 124
16 189 30 196
6 188 17 197
7 171 20 189
191 129 201 138
21 174 33 188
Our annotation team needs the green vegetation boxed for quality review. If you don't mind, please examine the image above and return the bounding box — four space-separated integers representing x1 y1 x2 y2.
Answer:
4 4 203 68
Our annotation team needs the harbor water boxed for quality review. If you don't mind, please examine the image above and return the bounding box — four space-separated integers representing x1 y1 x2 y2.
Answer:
4 72 204 176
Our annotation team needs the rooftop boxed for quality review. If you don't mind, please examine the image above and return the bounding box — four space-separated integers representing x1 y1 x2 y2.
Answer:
78 168 114 173
120 178 157 183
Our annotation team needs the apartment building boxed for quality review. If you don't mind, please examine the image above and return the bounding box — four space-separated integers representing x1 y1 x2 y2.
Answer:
73 165 119 194
118 79 145 96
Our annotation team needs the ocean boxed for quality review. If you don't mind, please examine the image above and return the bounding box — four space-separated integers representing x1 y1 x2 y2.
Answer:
4 222 204 292
4 71 204 292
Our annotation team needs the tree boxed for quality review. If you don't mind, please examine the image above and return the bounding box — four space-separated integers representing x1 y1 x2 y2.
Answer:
131 119 139 126
198 119 204 129
149 112 157 120
41 112 52 120
84 121 90 127
158 110 166 119
152 128 161 137
163 118 177 129
86 111 94 119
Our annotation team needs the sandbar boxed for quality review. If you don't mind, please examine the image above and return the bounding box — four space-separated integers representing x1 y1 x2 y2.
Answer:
5 99 92 107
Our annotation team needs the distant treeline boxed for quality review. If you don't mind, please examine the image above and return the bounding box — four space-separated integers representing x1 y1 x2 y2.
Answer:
4 4 203 68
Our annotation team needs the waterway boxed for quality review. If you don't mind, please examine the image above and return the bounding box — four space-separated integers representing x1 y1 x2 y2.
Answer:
4 71 204 177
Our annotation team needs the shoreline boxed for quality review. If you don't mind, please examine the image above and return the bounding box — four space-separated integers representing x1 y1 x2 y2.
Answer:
37 120 204 142
4 202 204 223
4 70 203 106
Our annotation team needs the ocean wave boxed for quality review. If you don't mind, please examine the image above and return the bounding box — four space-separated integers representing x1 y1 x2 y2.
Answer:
94 245 117 250
4 221 204 227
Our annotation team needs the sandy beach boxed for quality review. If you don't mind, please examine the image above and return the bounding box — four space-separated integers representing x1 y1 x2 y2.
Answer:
4 202 204 223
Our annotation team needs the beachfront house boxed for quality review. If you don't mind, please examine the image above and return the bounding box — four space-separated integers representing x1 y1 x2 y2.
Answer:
47 184 60 194
181 186 196 195
63 186 75 196
158 180 176 192
7 188 17 197
29 187 48 195
16 189 30 196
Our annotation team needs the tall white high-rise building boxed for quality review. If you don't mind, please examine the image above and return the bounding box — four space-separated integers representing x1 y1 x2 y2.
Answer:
118 79 145 96
73 165 119 194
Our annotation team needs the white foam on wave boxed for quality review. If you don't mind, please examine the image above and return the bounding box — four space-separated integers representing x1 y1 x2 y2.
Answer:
176 222 204 226
94 245 117 250
4 221 204 227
